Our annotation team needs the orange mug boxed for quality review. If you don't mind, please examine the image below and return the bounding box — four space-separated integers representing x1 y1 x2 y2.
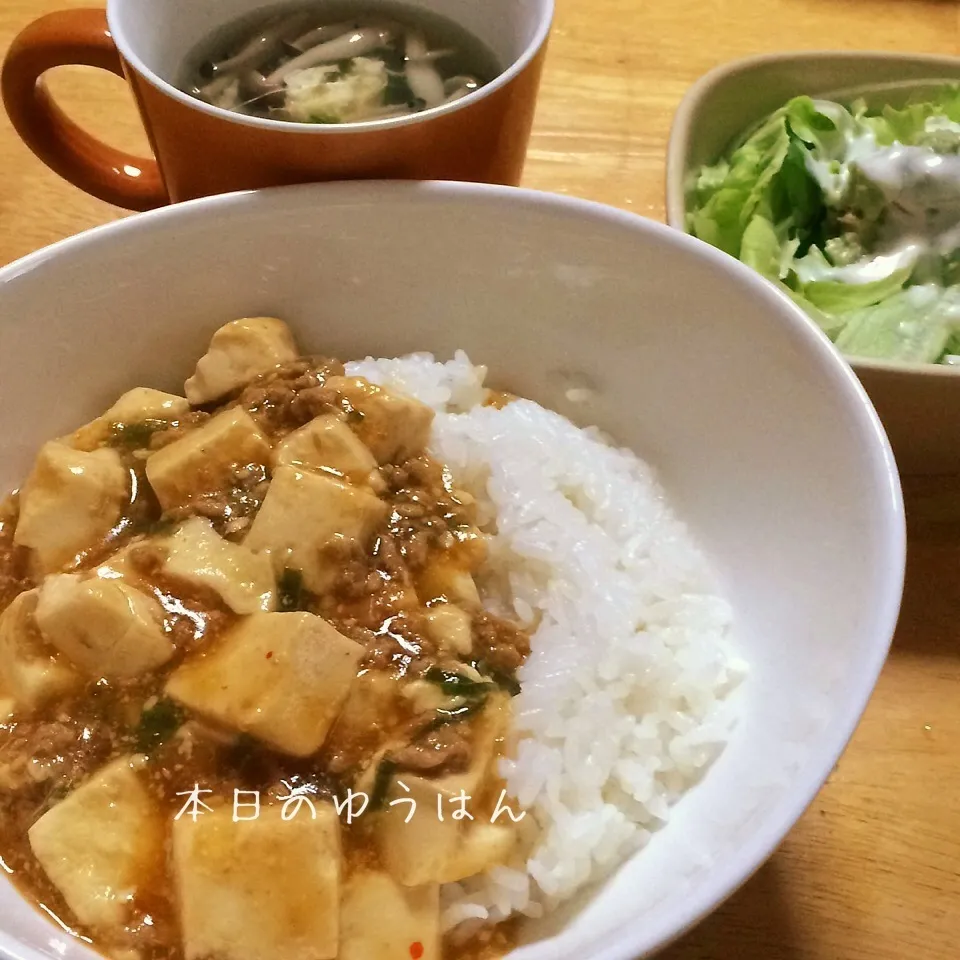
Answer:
2 0 553 211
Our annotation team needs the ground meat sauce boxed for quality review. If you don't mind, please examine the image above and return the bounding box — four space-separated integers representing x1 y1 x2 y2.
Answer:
0 344 530 960
472 612 531 677
382 457 481 571
390 723 473 774
238 357 345 436
161 461 270 534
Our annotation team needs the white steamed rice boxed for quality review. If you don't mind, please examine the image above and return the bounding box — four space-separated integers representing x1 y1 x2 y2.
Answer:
345 351 745 931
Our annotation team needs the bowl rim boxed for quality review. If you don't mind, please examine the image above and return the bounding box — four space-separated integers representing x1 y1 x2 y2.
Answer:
665 49 960 379
0 180 907 960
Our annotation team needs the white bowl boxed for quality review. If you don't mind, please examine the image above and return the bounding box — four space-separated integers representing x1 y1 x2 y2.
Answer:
0 182 904 960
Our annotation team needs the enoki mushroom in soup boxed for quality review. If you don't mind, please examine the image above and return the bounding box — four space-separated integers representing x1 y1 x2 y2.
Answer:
179 1 498 124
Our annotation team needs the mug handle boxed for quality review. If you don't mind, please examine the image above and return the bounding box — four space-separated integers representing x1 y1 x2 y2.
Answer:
1 8 169 211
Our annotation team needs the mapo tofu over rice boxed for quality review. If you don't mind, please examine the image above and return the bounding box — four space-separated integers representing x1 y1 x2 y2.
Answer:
0 317 528 960
0 317 744 960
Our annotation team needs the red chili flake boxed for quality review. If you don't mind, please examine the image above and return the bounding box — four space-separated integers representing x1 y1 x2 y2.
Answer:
409 943 424 960
265 651 274 660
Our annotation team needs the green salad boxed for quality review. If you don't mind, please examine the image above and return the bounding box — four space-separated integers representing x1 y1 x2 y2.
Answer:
688 86 960 364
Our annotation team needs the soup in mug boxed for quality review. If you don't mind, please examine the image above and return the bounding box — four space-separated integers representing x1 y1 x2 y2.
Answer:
180 0 501 124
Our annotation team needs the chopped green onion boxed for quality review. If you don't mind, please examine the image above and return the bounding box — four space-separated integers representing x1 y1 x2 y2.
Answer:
277 567 308 612
108 419 169 449
370 758 397 810
424 666 492 698
135 699 184 753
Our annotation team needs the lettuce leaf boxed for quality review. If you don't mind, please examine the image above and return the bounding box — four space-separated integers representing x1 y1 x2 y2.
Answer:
740 215 783 279
856 86 960 146
688 99 834 260
770 139 827 253
785 287 848 338
868 103 931 146
739 216 848 335
801 267 911 313
834 285 960 362
785 96 853 159
687 111 790 257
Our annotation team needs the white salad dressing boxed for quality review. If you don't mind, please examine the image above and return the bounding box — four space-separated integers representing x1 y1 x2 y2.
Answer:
800 107 960 285
792 242 922 284
925 115 960 136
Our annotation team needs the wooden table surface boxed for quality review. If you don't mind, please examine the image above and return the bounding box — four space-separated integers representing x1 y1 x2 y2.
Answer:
1 0 959 957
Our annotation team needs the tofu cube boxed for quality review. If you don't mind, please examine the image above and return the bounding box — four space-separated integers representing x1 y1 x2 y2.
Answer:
244 466 387 593
173 800 339 960
274 414 381 488
14 442 129 574
93 542 144 585
69 388 191 451
0 589 80 717
184 317 299 405
416 561 481 608
145 407 272 512
323 671 400 767
165 612 363 756
378 776 463 886
103 387 191 425
324 376 434 464
162 517 275 614
28 755 163 931
339 871 439 960
378 774 516 886
35 574 173 680
423 604 473 656
446 822 517 881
